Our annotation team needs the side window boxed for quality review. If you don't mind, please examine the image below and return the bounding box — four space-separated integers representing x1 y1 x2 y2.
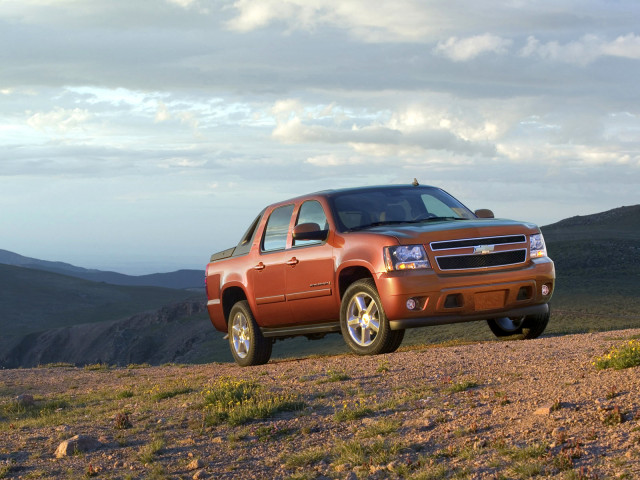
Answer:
294 201 328 247
233 211 264 257
262 204 294 252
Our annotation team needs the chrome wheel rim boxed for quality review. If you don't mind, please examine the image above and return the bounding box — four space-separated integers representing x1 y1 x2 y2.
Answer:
495 316 524 332
346 292 380 347
231 312 250 359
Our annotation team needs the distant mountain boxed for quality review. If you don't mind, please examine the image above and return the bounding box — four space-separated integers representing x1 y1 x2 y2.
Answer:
542 204 640 278
0 249 204 289
0 263 205 367
542 205 640 241
0 300 219 368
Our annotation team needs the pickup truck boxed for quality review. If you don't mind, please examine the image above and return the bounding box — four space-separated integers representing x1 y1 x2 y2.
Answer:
205 183 555 366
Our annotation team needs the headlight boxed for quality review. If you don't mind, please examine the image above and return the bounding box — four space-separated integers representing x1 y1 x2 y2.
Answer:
530 233 547 258
384 245 431 271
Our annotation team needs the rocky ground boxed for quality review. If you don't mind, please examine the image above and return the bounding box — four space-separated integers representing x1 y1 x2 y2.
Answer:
1 328 640 480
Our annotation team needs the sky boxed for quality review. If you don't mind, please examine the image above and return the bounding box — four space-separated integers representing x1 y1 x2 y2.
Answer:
1 0 639 274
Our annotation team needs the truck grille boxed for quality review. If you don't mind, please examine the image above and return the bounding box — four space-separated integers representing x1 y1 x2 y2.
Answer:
430 235 528 271
431 235 526 250
436 250 527 270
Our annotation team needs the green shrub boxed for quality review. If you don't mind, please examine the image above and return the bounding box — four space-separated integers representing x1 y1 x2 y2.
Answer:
201 378 305 426
594 340 640 370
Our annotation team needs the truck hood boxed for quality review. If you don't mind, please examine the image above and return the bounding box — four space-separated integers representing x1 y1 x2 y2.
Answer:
360 218 539 244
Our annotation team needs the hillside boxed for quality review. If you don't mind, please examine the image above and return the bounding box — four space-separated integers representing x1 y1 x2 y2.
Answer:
0 329 638 479
0 264 201 367
0 249 204 289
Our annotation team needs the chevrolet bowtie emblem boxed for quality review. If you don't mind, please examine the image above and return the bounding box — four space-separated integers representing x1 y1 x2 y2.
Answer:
473 245 495 255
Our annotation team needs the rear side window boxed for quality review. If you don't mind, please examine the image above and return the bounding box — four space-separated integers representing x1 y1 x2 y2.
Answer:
233 210 264 257
262 204 294 252
294 200 328 247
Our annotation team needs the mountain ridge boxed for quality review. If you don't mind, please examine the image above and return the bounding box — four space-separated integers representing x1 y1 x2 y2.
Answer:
0 249 204 289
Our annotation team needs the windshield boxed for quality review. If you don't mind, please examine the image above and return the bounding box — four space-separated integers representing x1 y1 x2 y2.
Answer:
329 186 475 232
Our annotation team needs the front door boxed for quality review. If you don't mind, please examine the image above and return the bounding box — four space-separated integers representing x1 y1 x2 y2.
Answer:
285 200 339 323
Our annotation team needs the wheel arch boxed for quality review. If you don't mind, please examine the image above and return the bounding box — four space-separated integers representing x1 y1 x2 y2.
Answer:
221 286 248 328
338 265 375 301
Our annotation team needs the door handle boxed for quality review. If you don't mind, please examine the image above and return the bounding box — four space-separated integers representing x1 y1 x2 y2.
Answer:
253 262 265 271
286 257 299 266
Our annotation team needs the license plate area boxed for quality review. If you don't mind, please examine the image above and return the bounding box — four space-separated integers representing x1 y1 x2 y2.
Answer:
474 290 506 311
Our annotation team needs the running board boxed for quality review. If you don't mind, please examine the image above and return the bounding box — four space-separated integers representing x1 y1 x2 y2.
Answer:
260 322 341 338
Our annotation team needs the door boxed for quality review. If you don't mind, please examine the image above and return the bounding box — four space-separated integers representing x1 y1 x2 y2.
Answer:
248 204 295 326
285 200 339 324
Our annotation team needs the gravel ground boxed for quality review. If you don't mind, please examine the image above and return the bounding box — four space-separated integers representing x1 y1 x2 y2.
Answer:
1 328 639 479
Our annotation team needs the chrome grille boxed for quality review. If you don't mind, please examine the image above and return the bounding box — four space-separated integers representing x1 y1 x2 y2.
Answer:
431 235 526 251
430 234 528 271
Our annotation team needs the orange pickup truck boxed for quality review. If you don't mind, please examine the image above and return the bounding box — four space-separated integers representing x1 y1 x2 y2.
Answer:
205 183 555 366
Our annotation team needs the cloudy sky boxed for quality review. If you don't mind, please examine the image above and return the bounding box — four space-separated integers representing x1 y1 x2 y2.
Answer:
1 0 638 274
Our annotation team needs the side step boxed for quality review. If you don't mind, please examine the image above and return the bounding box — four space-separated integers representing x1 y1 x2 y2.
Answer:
260 322 341 338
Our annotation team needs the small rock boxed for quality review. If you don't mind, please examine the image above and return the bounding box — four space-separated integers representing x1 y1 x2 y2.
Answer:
534 406 552 415
473 439 487 450
193 469 208 479
15 394 34 406
344 472 357 480
55 435 102 458
187 458 204 470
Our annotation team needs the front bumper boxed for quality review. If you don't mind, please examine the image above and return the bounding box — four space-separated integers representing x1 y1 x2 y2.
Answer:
375 257 555 330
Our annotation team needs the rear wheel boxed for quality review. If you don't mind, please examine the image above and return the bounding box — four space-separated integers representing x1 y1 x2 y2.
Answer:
487 309 550 340
340 279 404 355
228 300 272 367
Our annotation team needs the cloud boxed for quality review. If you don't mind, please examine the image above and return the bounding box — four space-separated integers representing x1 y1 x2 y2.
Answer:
520 33 640 65
155 101 171 123
270 100 497 157
26 107 91 132
600 33 640 60
225 0 443 42
434 34 512 62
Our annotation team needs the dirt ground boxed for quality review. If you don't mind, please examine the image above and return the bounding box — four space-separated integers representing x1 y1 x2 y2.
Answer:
1 328 639 479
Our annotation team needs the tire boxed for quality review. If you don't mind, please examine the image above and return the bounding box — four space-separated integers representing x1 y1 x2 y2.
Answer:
340 279 404 355
487 308 550 340
228 300 272 367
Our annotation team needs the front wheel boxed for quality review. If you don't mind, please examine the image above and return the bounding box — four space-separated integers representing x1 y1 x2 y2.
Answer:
487 309 550 340
228 300 272 367
340 279 404 355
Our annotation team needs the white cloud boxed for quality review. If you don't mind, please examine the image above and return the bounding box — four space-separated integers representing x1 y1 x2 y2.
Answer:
306 154 365 166
520 33 640 65
601 33 640 60
434 34 512 62
226 0 443 42
155 101 171 123
26 107 91 132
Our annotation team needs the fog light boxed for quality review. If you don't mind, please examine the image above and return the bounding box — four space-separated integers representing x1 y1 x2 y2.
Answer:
541 284 550 296
406 298 417 310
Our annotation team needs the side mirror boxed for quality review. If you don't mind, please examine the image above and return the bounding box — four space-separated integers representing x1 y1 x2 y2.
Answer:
474 209 495 219
292 223 328 241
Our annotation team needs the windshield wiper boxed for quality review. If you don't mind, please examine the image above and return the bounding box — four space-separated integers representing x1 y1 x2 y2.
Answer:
405 216 469 224
348 220 408 231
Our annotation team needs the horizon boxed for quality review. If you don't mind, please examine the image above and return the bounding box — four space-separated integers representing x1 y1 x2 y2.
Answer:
1 1 639 275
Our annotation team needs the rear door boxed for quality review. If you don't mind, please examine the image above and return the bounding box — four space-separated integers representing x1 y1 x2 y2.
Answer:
248 204 295 326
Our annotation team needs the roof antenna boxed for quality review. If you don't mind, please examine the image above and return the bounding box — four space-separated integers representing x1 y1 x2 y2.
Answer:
412 178 419 186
